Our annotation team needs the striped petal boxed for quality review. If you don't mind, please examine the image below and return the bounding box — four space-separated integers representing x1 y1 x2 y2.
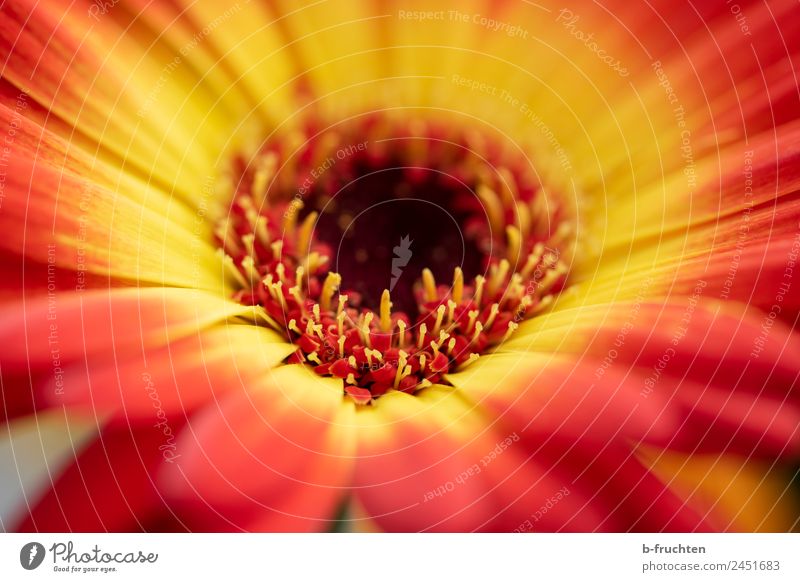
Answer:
159 365 356 532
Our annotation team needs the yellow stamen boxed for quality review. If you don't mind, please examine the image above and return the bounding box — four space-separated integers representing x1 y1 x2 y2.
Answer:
397 320 407 347
282 200 301 237
460 353 480 369
417 323 428 349
337 294 349 316
271 281 286 311
477 184 505 234
488 259 510 297
219 250 248 288
505 225 522 268
338 335 346 358
320 272 341 312
484 303 500 330
452 267 464 303
294 266 305 290
241 256 259 285
433 304 446 335
422 268 437 302
288 286 304 306
380 289 393 332
473 275 486 307
467 309 479 333
515 201 531 238
502 321 519 343
531 295 554 315
537 264 567 296
337 311 346 336
360 312 374 347
447 300 457 325
520 244 545 279
297 211 318 256
471 321 484 344
275 262 286 284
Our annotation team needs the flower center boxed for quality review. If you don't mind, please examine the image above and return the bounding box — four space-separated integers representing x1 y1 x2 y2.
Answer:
216 114 573 404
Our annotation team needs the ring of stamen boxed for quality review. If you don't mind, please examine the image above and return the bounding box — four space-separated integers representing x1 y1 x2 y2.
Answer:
217 115 573 404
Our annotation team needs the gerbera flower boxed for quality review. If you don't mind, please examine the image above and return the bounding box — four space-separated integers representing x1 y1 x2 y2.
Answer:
1 0 799 532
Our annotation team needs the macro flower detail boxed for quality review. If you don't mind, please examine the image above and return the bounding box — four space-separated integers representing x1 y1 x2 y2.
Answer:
220 116 570 403
1 0 799 535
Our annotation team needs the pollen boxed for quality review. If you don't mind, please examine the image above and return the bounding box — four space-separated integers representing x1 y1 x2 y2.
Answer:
216 114 573 404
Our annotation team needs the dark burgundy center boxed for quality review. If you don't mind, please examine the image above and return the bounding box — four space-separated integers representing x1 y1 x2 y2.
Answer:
303 164 489 317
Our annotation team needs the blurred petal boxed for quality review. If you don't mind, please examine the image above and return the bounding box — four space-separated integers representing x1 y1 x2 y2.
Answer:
51 325 296 418
159 365 356 532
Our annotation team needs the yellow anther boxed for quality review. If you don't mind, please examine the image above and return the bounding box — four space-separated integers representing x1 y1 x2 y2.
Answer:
447 300 457 325
397 320 407 347
484 303 500 331
320 272 341 312
460 353 481 369
502 321 519 343
241 256 260 285
282 201 301 238
417 323 428 349
471 321 484 344
275 262 286 284
521 244 545 279
337 294 349 316
422 268 437 302
241 233 256 261
477 184 505 235
505 225 522 268
360 312 374 347
453 267 464 304
297 210 318 255
473 275 486 308
219 250 248 288
466 309 479 333
250 170 269 205
433 304 446 334
380 289 393 332
488 259 510 297
337 310 346 336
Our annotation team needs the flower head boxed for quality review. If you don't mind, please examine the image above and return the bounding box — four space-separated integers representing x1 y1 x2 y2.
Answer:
1 0 799 532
